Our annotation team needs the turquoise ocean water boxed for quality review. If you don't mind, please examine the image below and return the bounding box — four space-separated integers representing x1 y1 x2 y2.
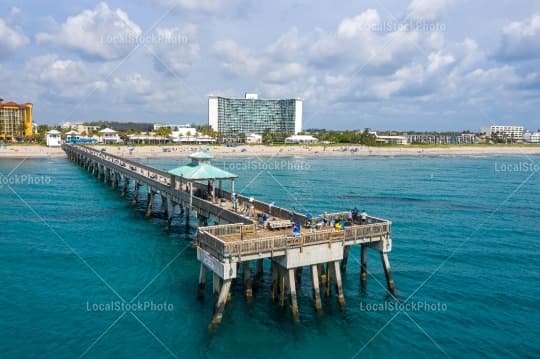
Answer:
1 154 539 358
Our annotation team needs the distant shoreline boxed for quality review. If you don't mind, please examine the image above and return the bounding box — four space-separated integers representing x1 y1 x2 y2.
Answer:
1 144 539 159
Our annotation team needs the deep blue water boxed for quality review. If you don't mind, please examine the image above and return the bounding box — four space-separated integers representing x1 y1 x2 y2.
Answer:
1 154 539 358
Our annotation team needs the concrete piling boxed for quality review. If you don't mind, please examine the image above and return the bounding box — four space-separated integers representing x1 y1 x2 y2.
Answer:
380 252 395 293
361 244 368 286
311 264 322 310
198 264 206 298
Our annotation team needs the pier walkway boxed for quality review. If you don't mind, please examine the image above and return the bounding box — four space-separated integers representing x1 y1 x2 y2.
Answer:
63 144 395 326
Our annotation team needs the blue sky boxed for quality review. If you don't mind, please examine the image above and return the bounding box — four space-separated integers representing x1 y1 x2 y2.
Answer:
1 0 539 131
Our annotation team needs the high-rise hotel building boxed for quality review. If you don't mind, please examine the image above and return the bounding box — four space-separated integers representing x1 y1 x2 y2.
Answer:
208 93 302 137
0 99 33 140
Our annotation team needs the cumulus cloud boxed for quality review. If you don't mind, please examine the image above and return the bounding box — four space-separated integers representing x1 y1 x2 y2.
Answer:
427 51 455 72
496 14 540 61
24 54 109 100
264 63 307 84
36 2 142 61
158 0 221 12
212 40 262 76
265 28 306 62
25 54 89 83
407 0 454 21
0 19 29 59
150 25 199 77
310 9 435 74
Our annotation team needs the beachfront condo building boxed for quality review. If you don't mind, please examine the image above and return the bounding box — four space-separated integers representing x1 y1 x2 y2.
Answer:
0 99 33 141
208 93 302 137
480 125 524 140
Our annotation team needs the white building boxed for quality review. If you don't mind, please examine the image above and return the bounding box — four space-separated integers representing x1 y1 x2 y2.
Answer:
154 123 192 131
246 133 262 144
127 133 169 144
285 135 318 144
523 132 540 143
65 130 80 142
208 93 303 137
170 127 200 143
46 130 61 147
99 128 121 144
480 125 524 140
370 132 408 145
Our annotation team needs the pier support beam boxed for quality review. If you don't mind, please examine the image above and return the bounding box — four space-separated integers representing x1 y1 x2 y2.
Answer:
165 198 174 230
279 269 286 307
198 264 206 298
310 265 322 311
333 261 345 306
161 194 167 215
111 172 118 190
380 252 395 293
287 268 299 318
131 182 140 206
271 262 278 302
121 177 129 197
360 244 368 286
145 191 154 218
243 261 252 298
212 272 221 296
341 246 350 272
255 259 264 281
318 263 327 287
325 262 332 297
211 279 232 327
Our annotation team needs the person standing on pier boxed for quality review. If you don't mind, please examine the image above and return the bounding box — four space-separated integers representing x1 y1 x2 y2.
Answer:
352 207 359 221
361 209 367 224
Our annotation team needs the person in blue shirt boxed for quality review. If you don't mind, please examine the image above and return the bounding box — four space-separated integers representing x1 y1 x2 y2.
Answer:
352 207 359 221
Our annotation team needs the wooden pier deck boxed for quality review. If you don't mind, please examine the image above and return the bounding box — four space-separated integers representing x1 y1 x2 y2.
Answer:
63 144 396 326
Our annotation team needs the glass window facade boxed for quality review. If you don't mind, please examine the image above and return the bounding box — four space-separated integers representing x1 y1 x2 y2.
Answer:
216 97 297 137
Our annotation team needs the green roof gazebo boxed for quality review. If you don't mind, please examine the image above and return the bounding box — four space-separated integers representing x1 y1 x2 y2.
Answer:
168 151 237 208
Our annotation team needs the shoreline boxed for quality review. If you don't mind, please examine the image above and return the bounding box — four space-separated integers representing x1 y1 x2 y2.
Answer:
1 144 540 159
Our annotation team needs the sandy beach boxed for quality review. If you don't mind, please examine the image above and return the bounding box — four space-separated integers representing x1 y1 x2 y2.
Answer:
1 144 540 159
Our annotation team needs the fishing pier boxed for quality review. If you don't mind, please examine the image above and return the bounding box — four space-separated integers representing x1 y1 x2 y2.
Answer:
63 144 395 326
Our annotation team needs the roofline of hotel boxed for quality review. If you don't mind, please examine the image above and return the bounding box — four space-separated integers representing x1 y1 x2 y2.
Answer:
0 101 33 108
208 95 303 101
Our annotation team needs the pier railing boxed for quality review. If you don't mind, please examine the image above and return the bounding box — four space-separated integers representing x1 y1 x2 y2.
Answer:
199 220 391 261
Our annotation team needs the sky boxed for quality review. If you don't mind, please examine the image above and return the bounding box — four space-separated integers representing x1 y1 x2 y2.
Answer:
1 0 539 131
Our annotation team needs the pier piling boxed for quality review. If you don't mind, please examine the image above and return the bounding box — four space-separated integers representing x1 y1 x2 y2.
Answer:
380 252 395 293
287 268 299 317
198 264 207 298
310 265 322 310
360 244 368 286
243 261 253 298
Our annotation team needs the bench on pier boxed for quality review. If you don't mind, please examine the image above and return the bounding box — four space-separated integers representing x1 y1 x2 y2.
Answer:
267 219 292 230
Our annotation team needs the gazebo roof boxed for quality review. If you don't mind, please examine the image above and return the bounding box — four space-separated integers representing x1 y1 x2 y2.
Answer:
168 163 237 180
189 151 213 160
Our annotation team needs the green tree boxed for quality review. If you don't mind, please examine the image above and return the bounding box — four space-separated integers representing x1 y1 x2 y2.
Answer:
155 127 172 137
262 128 272 144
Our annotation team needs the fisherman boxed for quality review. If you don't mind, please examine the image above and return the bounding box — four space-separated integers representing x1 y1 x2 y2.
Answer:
352 207 359 221
361 209 367 224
